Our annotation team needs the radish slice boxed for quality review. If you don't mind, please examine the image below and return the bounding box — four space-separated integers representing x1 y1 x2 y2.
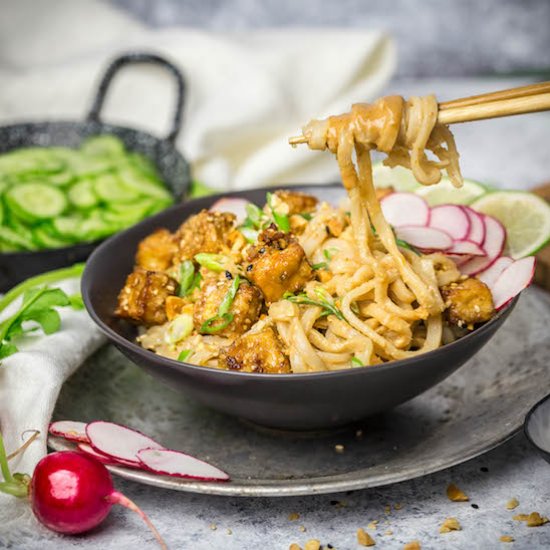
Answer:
381 193 430 227
77 443 140 469
491 257 536 310
49 421 89 443
460 216 506 276
137 448 229 482
395 226 453 251
86 422 164 466
209 198 250 224
429 205 471 240
462 207 486 245
447 240 485 256
447 254 473 267
477 256 514 289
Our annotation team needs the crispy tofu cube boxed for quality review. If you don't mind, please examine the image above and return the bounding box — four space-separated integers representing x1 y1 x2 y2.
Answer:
441 277 495 327
116 268 177 325
246 225 313 303
218 326 291 373
273 190 318 215
135 228 178 271
193 276 263 337
174 210 236 262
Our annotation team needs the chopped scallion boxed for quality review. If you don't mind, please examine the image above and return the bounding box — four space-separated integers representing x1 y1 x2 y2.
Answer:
266 192 290 232
178 349 192 362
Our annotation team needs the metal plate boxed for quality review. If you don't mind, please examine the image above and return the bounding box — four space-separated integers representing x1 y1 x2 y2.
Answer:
49 287 550 497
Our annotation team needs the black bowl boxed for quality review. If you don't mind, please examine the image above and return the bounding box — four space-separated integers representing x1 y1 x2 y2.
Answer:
0 52 190 291
82 184 519 430
524 393 550 465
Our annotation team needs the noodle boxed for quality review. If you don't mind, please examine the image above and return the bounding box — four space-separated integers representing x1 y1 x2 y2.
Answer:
130 94 475 373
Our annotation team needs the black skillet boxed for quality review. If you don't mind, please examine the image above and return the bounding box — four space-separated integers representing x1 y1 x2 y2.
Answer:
0 52 191 292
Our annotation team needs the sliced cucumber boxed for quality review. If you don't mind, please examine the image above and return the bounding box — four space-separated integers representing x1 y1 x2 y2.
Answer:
32 224 72 249
0 225 37 250
5 182 67 223
68 179 99 210
0 148 65 177
51 215 85 242
81 135 126 158
117 167 172 200
94 174 141 203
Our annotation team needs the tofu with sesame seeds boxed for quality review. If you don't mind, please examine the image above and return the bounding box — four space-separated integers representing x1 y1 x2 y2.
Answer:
441 277 495 327
116 268 177 326
174 209 236 262
135 228 178 271
193 276 263 337
246 225 313 303
219 326 291 373
273 190 318 215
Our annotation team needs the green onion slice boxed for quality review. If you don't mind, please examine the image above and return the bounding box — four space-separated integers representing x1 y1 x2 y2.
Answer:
178 349 192 362
194 253 229 272
218 276 240 317
200 312 234 334
351 357 363 367
266 192 290 232
178 260 195 296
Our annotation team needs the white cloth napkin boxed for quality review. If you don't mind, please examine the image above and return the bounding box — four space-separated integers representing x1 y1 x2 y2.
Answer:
0 0 395 538
0 278 105 537
0 0 395 191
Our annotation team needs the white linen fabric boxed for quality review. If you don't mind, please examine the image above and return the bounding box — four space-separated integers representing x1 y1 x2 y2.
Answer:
0 0 394 538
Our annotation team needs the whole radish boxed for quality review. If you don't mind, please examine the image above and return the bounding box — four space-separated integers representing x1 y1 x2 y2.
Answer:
0 434 167 548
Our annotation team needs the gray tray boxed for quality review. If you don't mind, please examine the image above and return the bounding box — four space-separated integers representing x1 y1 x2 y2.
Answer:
49 288 550 497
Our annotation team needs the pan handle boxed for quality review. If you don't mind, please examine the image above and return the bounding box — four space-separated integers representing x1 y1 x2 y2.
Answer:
87 52 186 144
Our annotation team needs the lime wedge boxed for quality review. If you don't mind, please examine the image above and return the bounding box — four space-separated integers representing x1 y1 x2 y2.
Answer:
472 191 550 258
415 178 488 206
372 162 421 192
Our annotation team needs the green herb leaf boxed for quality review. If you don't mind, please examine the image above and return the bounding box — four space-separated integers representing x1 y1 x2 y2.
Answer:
299 212 313 221
200 312 234 334
218 276 241 317
312 262 328 270
267 192 290 232
178 349 192 362
0 342 18 359
245 203 265 229
194 253 229 273
69 294 85 310
29 308 61 335
284 291 344 320
178 260 196 297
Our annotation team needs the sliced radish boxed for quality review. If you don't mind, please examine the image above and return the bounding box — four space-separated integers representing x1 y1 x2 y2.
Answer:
137 448 229 482
491 257 536 310
209 198 250 224
429 205 471 240
86 421 164 466
462 207 486 245
460 216 506 276
477 256 514 289
395 225 453 251
49 421 89 443
381 192 430 228
76 443 137 468
447 240 485 256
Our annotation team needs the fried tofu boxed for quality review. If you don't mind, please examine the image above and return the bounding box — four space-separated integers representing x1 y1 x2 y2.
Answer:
174 210 236 262
116 268 177 325
165 295 193 321
135 228 178 271
441 277 495 327
193 276 263 337
218 326 291 373
245 225 313 303
273 190 318 215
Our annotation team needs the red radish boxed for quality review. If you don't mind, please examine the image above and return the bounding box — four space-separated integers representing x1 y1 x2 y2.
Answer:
49 421 89 443
137 448 229 481
429 205 470 240
30 452 167 547
477 256 514 288
447 254 474 267
86 421 164 466
395 226 453 251
209 197 250 223
491 257 536 310
460 216 506 276
77 443 138 469
446 240 485 256
381 193 430 228
462 207 486 245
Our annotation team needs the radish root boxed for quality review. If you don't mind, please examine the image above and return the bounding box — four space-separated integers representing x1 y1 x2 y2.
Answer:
107 491 168 550
7 430 40 461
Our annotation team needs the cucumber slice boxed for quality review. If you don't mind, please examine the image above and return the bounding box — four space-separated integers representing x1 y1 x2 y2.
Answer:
94 174 141 203
32 224 72 249
415 178 489 206
117 167 172 201
81 135 126 158
51 215 85 242
48 171 75 187
0 225 37 250
127 152 161 180
68 179 99 210
0 148 65 177
5 182 68 223
102 200 155 226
